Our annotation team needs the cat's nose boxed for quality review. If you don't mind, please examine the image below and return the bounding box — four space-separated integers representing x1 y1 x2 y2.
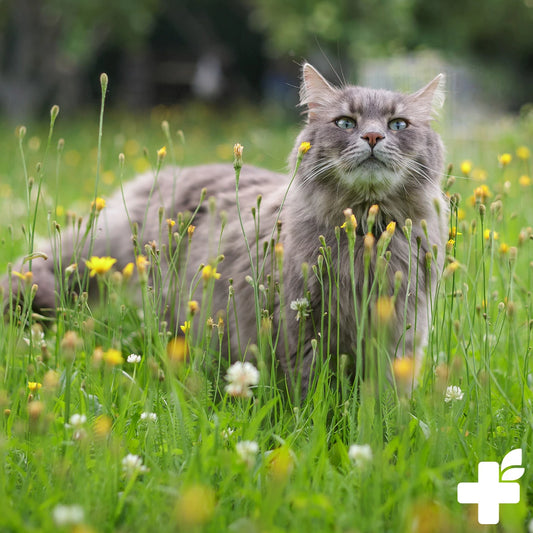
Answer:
361 132 385 148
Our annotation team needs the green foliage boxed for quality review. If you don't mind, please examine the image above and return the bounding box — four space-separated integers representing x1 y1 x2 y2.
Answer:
0 97 532 531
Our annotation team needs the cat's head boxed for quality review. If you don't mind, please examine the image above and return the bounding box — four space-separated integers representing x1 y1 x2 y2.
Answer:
293 64 445 207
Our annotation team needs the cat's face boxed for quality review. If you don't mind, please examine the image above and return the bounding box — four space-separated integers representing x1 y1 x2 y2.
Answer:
296 65 445 204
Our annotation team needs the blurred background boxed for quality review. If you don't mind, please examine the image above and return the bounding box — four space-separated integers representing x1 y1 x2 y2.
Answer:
1 0 532 121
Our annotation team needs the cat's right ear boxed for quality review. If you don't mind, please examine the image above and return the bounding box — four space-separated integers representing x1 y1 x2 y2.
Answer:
300 63 336 120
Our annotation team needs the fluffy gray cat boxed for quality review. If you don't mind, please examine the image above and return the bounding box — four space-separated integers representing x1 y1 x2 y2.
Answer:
3 64 448 391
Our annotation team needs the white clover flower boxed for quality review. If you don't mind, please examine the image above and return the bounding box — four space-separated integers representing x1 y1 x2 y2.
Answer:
122 453 149 477
140 412 157 422
290 297 310 321
68 413 87 428
224 361 260 398
52 504 84 527
222 427 235 439
127 353 142 364
236 440 259 468
445 385 464 403
348 443 373 465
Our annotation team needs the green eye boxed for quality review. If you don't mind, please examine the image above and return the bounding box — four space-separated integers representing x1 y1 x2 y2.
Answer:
335 117 356 130
388 118 408 131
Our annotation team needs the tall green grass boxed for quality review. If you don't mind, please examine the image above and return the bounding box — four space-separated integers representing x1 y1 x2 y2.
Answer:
0 79 532 532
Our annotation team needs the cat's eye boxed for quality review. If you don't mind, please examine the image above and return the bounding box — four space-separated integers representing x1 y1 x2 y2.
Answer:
388 118 408 131
335 117 356 130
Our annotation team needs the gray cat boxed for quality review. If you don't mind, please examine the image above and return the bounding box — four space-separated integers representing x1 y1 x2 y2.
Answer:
3 64 448 391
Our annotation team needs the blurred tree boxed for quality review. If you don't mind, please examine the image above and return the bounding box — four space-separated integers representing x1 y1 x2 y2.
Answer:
0 0 159 119
247 0 533 108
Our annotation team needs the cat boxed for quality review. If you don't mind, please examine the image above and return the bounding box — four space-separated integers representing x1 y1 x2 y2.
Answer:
2 64 448 392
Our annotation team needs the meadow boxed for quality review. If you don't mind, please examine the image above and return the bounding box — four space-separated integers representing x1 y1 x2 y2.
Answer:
0 77 532 532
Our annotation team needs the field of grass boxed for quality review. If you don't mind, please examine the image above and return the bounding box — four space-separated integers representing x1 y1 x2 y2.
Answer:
0 79 532 532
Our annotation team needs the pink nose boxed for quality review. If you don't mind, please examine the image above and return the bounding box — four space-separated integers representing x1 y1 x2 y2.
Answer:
361 132 384 148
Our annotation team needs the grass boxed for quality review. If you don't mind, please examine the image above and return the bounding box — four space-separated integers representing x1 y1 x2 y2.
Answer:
0 82 532 532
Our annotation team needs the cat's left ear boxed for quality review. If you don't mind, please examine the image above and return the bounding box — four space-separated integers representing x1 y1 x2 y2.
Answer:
410 74 446 116
300 63 337 120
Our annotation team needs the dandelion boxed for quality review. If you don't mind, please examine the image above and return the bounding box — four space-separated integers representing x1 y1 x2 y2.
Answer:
202 264 221 282
236 440 259 467
392 356 415 389
52 504 85 527
348 443 373 465
460 160 472 175
519 175 531 187
166 218 176 228
187 225 196 239
444 385 464 403
266 447 296 481
517 146 531 160
85 256 116 277
341 208 357 231
225 361 260 398
122 453 149 477
180 321 191 334
102 348 124 366
386 221 396 235
498 153 512 166
28 382 42 392
298 141 311 156
91 197 106 212
290 297 310 321
140 412 158 422
93 415 112 439
127 353 142 364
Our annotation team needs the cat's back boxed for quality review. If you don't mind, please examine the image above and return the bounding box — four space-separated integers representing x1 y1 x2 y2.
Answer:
120 162 288 219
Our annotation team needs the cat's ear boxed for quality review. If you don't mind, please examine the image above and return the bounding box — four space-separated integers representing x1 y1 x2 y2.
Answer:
410 74 446 116
300 63 336 120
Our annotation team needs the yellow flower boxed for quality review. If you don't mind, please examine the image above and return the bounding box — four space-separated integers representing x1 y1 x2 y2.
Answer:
275 242 284 259
187 225 196 239
28 382 42 392
375 296 395 324
298 142 311 156
499 243 509 254
157 146 167 160
516 146 531 160
85 256 117 277
91 197 106 212
341 208 357 231
122 262 134 280
180 321 191 334
519 175 531 187
484 229 499 241
460 160 472 175
102 348 124 366
202 264 221 282
233 143 244 168
457 208 466 221
188 300 199 315
136 255 149 275
55 205 65 217
175 485 215 528
442 260 460 280
498 153 512 166
93 414 112 439
473 184 491 204
386 221 396 235
471 168 487 181
167 337 188 362
166 218 176 228
392 357 415 389
13 271 33 283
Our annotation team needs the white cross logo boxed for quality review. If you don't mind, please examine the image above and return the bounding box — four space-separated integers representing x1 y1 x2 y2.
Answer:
457 449 524 525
